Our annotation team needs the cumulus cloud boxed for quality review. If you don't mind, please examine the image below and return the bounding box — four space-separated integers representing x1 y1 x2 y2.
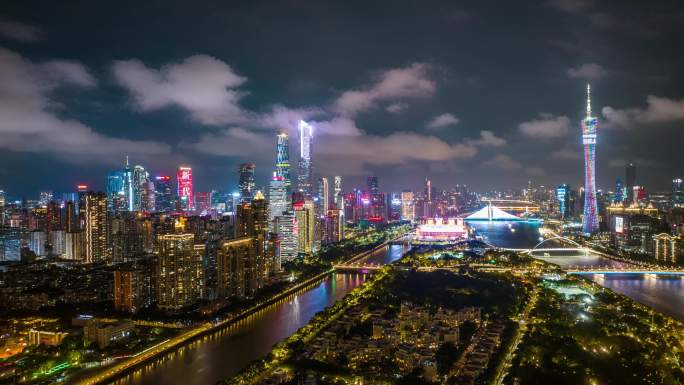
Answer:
40 60 97 88
519 113 571 139
0 18 42 42
317 131 477 166
566 63 608 80
182 127 272 157
113 54 249 125
164 56 479 174
426 113 460 129
386 102 408 113
333 63 435 117
0 47 169 161
312 117 363 136
255 105 323 132
467 130 507 147
602 95 684 128
483 154 522 170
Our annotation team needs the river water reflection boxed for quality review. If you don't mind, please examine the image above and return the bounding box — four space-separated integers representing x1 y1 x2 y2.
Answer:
109 245 407 385
471 220 684 321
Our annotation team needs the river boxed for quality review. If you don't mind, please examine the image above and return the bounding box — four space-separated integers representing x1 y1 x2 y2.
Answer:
469 220 684 321
107 244 408 385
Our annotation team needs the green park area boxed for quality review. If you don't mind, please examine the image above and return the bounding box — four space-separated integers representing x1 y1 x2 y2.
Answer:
504 275 684 385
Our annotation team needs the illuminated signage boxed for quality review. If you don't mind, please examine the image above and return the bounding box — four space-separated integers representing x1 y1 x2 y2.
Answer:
615 216 624 234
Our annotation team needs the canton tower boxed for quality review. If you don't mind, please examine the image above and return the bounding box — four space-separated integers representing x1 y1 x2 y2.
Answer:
582 84 599 233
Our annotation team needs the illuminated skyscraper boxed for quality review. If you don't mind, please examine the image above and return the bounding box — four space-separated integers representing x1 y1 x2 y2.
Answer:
107 170 127 212
177 166 194 211
556 184 570 220
333 176 342 209
581 84 599 233
268 177 289 227
156 233 201 310
123 157 134 211
625 163 636 203
270 132 293 230
673 178 683 207
195 191 212 213
83 191 108 263
38 191 53 207
323 209 344 244
274 212 297 261
614 179 624 203
155 175 174 212
318 177 329 213
276 132 291 186
132 165 149 211
239 163 256 203
297 120 314 196
294 199 315 255
401 190 415 221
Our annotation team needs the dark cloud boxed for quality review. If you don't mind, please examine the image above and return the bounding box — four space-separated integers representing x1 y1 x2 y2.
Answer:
0 47 170 164
0 18 42 42
0 0 682 196
518 114 571 139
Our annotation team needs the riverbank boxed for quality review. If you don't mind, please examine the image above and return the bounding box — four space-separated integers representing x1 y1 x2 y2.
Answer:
73 232 409 385
224 255 532 384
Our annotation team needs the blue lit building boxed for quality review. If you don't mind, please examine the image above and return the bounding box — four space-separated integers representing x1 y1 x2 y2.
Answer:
556 184 570 220
614 178 624 203
107 170 127 212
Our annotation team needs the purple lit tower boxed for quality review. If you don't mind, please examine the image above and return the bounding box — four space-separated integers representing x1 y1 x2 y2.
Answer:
582 84 599 233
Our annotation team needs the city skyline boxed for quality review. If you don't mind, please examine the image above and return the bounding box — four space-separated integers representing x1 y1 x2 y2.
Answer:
1 1 684 196
2 2 684 384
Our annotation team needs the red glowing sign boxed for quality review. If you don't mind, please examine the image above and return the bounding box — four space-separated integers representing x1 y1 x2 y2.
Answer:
177 167 193 208
76 184 88 191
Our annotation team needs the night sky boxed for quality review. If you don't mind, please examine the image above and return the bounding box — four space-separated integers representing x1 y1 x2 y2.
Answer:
1 0 683 198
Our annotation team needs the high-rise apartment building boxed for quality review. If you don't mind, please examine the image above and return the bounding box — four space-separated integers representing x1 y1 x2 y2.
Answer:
156 233 201 311
318 177 329 213
673 178 683 207
294 199 315 255
217 237 254 299
28 230 46 256
274 212 297 262
324 209 344 244
83 191 108 263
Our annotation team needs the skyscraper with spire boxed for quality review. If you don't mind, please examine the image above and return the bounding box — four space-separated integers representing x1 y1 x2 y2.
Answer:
297 120 314 196
582 84 599 233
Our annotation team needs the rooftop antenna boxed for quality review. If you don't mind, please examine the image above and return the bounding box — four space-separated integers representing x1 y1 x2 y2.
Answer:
586 83 592 118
